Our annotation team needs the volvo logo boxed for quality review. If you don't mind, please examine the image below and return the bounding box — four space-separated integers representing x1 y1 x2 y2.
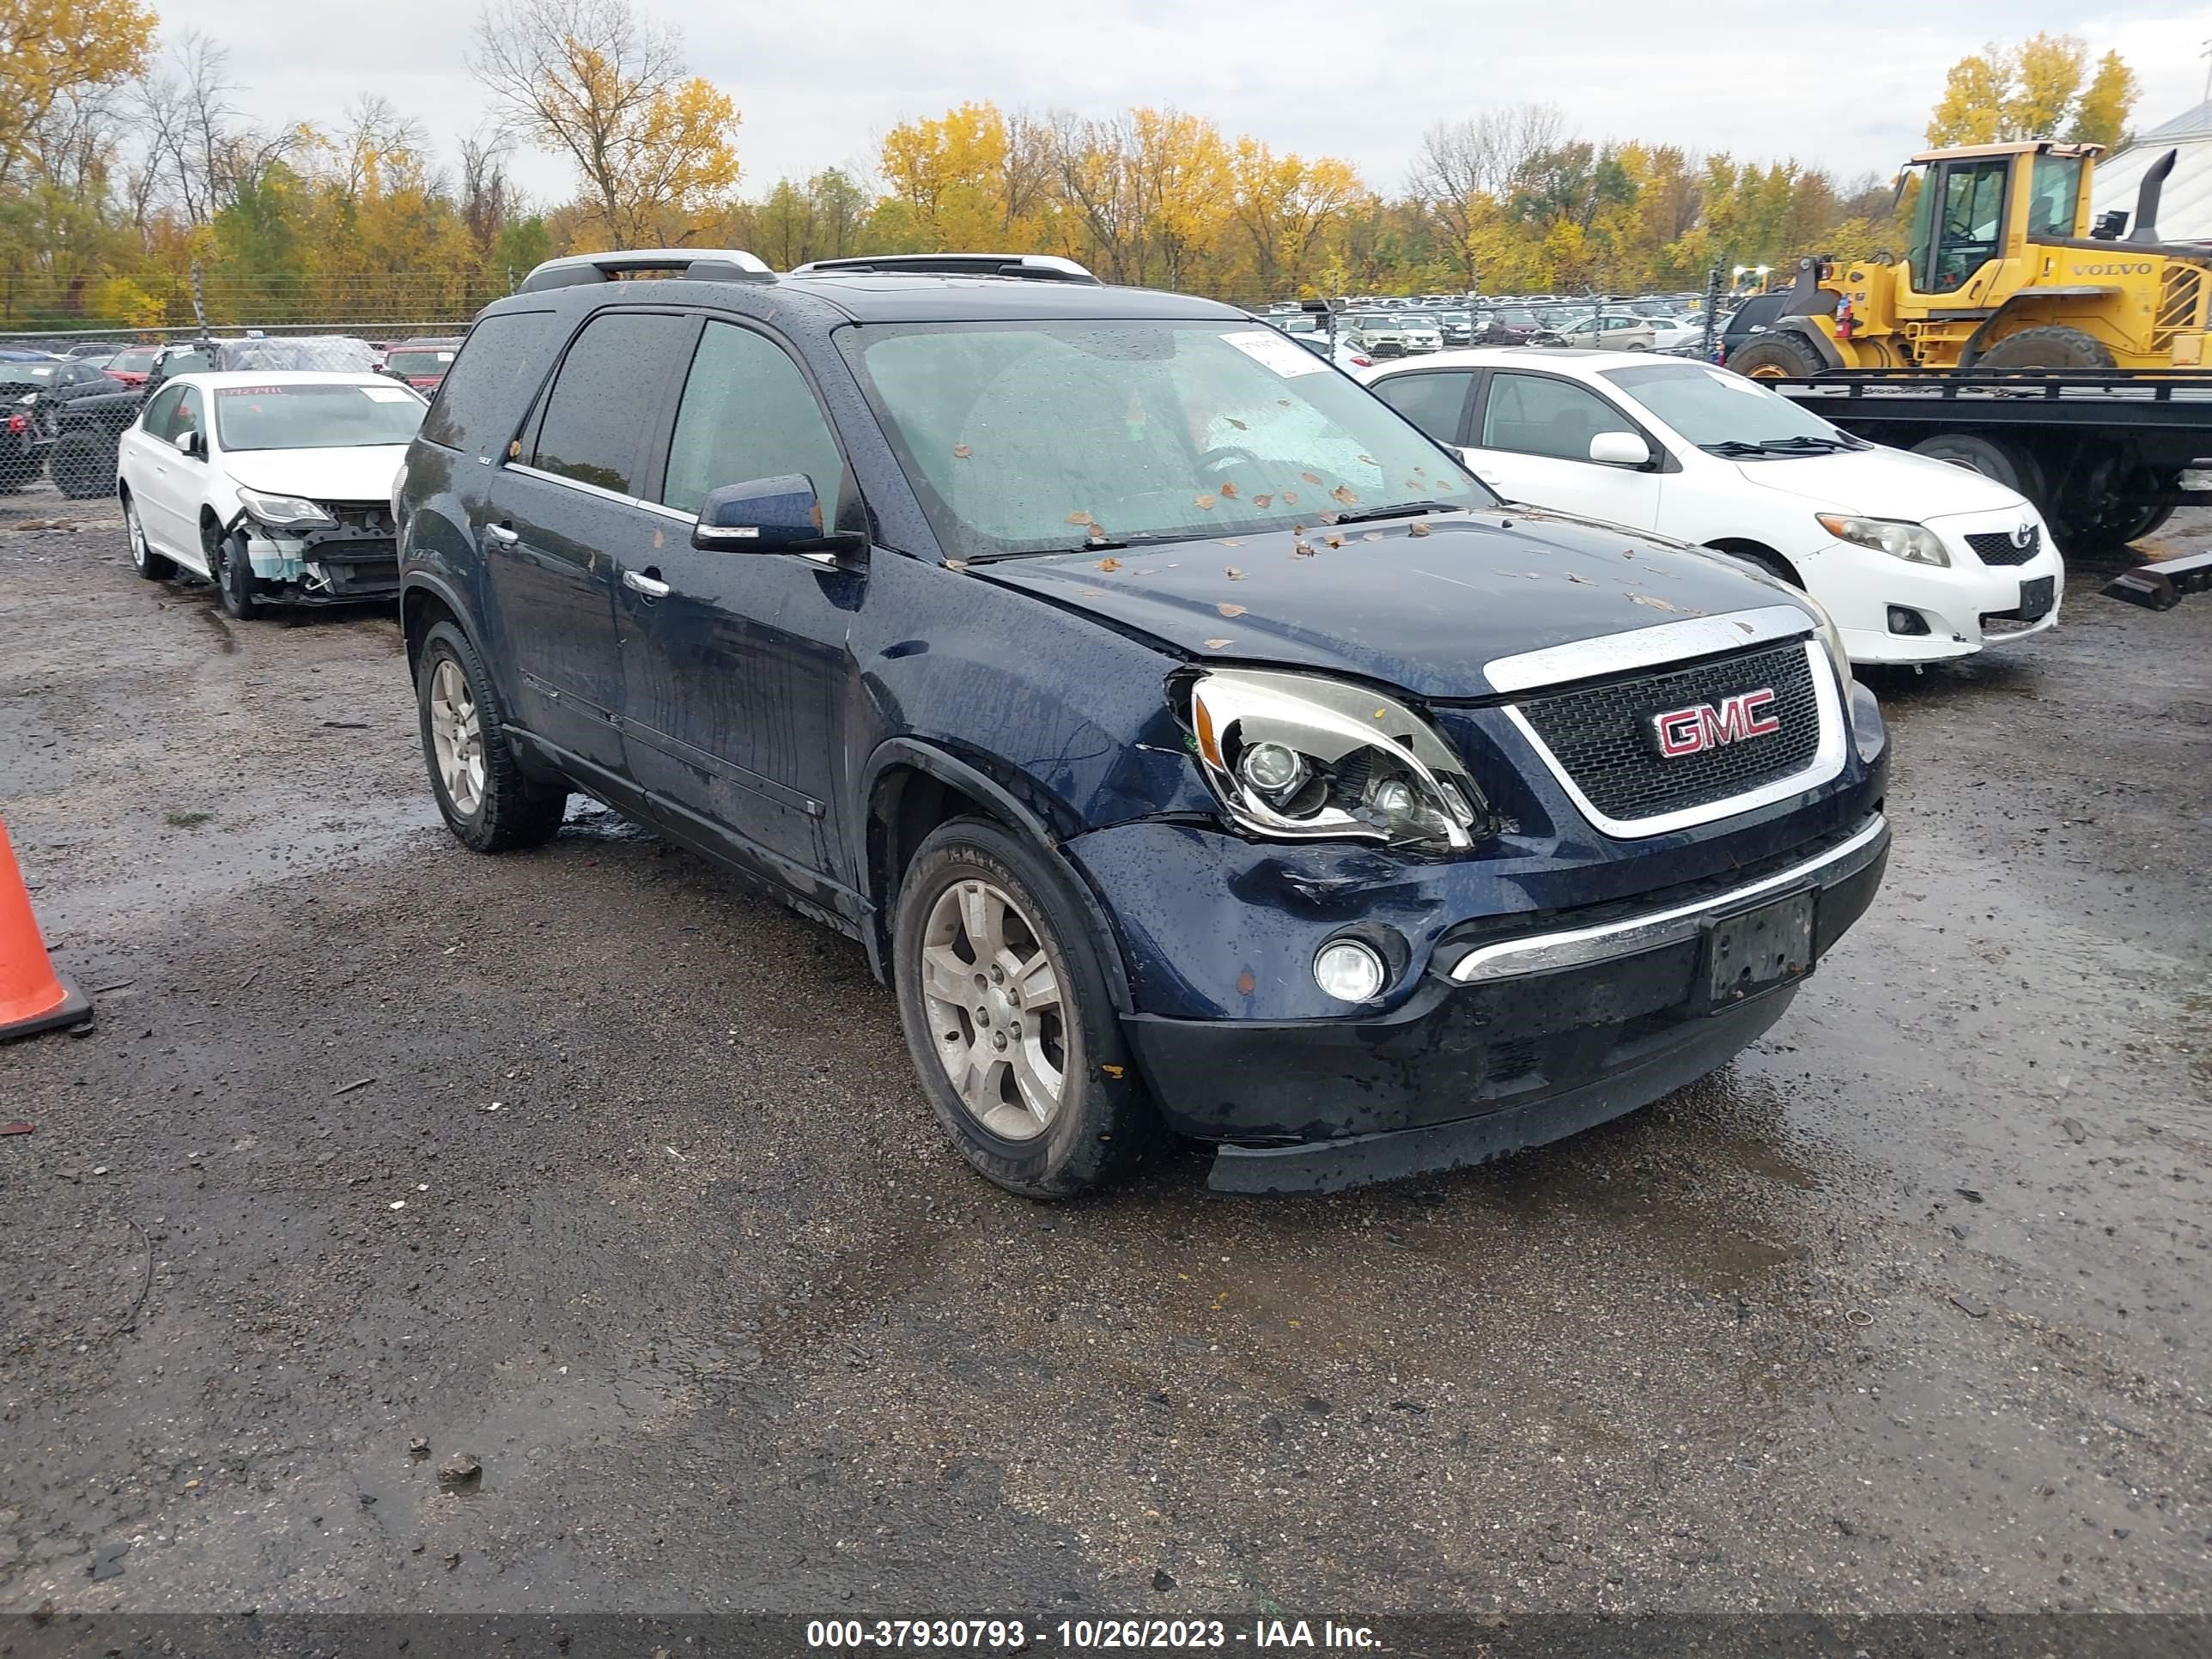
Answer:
2075 262 2154 276
1650 690 1782 758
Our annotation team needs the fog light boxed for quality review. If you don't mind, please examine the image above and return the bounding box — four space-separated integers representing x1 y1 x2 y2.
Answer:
1887 605 1930 636
1313 939 1385 1003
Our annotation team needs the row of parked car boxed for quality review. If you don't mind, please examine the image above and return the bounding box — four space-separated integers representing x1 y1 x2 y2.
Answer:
1260 293 1729 362
0 332 459 496
15 248 2067 1199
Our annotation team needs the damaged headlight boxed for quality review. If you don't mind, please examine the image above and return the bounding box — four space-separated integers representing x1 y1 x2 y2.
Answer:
235 488 336 531
1187 669 1486 853
1815 512 1948 568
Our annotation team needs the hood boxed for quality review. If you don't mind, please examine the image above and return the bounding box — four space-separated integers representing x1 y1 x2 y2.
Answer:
225 444 410 503
1730 444 2029 522
971 508 1802 700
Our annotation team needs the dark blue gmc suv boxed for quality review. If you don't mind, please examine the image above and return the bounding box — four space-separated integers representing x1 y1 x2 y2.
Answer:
394 249 1890 1197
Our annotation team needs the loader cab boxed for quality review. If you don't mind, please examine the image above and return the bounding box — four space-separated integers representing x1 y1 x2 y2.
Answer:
1900 143 2098 301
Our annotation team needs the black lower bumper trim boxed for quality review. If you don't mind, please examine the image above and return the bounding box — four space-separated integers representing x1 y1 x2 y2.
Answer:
1205 990 1793 1194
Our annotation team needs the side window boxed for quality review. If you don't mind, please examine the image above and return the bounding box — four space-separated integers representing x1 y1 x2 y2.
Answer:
1480 374 1635 463
420 309 561 461
529 312 693 495
142 384 185 436
173 387 205 447
1930 159 2008 292
1371 371 1474 447
661 320 848 517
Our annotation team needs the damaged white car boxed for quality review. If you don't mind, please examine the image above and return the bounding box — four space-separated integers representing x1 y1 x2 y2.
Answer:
116 371 426 619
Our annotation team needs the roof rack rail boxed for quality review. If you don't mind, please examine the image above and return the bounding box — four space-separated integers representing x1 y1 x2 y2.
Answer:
515 249 776 293
787 253 1101 285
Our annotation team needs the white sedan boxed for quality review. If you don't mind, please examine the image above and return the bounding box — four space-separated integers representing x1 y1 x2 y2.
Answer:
117 370 427 619
1358 348 2064 665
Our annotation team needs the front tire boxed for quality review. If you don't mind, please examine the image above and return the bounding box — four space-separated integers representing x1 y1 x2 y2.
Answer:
414 619 567 853
892 818 1156 1198
1910 433 2046 507
213 526 260 620
1725 332 1826 379
123 494 175 580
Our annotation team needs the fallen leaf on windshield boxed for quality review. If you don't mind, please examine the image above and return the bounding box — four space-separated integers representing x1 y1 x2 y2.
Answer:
1331 485 1358 506
1280 491 1299 506
1194 493 1218 510
945 558 969 570
1204 637 1234 649
1097 557 1122 572
1299 471 1322 485
1363 530 1382 541
1251 493 1273 508
1325 534 1345 549
1629 592 1678 611
952 444 972 459
1219 538 1245 547
1318 510 1340 525
1407 521 1431 538
1080 586 1105 595
1565 572 1591 584
1066 510 1093 525
1291 540 1316 557
1224 566 1245 580
1357 454 1375 465
1218 480 1238 498
1225 416 1248 430
1276 399 1292 409
1217 602 1247 617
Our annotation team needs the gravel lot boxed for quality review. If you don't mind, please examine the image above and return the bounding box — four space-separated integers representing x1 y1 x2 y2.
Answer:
2 481 2208 1624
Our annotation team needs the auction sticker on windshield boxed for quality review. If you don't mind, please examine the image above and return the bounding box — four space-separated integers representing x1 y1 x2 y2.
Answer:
1221 329 1328 378
361 386 418 401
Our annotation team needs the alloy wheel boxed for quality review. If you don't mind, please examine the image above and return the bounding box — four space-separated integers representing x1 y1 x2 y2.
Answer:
427 657 487 817
918 877 1072 1141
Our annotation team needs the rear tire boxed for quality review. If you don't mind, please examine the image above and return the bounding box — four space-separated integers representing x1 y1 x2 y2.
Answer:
1911 433 2045 507
49 430 113 500
123 493 174 580
415 620 568 853
892 817 1157 1198
1976 326 2117 370
1725 332 1826 380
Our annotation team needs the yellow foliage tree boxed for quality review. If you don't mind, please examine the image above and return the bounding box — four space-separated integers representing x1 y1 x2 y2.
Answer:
1926 34 2138 150
0 0 155 191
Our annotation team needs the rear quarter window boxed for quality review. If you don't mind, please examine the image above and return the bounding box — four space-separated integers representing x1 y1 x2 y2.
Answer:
419 310 562 461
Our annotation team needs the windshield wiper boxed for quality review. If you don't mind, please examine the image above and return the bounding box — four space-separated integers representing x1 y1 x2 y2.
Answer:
1699 440 1778 457
1330 501 1454 526
963 536 1158 564
1759 434 1863 453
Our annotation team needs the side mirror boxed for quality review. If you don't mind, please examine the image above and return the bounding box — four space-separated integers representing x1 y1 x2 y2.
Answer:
692 474 863 555
173 428 202 458
1589 431 1650 468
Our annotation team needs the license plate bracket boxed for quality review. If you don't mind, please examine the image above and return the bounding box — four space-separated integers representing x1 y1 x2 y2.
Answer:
2017 574 2055 620
1702 890 1816 1009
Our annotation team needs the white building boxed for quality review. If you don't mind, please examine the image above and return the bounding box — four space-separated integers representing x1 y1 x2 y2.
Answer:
2092 103 2212 242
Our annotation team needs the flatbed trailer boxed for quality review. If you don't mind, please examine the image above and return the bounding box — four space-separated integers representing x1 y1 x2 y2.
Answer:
1764 368 2212 553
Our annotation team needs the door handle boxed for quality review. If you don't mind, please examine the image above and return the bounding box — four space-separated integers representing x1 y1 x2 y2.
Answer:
483 521 520 545
623 566 671 599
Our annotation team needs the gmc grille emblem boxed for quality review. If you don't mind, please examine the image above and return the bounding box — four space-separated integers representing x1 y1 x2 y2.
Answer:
1651 690 1781 758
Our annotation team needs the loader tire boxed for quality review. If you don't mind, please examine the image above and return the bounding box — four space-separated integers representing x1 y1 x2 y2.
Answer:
1723 332 1826 380
1910 434 2045 507
1976 326 2117 370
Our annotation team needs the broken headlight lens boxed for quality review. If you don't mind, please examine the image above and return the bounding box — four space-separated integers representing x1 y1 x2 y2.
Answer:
235 488 336 530
1188 669 1486 853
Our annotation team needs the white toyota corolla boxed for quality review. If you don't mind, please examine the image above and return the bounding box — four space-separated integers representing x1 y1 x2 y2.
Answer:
1358 348 2064 665
116 370 426 620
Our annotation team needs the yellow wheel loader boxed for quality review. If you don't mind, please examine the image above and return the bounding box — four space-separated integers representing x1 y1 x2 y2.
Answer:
1728 141 2211 378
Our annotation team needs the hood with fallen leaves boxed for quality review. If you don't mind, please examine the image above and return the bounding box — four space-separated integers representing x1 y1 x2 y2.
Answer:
965 507 1808 700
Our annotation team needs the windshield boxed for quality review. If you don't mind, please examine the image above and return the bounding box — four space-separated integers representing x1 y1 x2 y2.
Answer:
386 349 455 374
111 347 157 373
213 381 426 452
0 363 58 385
1602 362 1854 449
843 319 1491 560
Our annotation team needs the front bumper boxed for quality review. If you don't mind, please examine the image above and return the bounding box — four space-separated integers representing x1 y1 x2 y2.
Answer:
1804 537 2064 665
1120 814 1889 1194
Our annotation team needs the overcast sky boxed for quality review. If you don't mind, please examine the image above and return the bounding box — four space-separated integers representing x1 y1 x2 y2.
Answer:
184 1 2212 207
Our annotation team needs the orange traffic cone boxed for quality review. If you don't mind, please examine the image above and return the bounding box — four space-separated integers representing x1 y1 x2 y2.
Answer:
0 818 89 1041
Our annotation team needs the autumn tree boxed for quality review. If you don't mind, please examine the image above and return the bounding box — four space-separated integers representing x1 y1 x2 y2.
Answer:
470 0 739 247
1408 105 1564 285
0 0 155 191
1926 34 2140 149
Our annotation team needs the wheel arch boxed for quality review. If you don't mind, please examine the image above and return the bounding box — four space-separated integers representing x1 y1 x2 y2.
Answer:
859 738 1134 1011
400 575 472 676
1704 537 1805 588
